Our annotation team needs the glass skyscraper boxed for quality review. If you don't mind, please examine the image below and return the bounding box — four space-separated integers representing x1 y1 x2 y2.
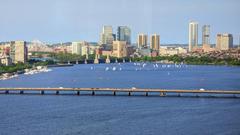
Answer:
100 26 115 45
202 25 210 45
117 26 131 45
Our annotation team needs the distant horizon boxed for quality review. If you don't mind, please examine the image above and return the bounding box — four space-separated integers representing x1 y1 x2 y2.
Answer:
0 0 239 44
1 40 240 47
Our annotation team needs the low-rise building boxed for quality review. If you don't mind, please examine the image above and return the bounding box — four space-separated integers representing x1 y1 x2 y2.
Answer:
102 50 112 56
134 48 151 57
159 46 187 56
89 44 99 55
151 50 158 57
202 44 216 52
0 56 12 66
192 46 204 53
112 41 127 58
127 46 135 56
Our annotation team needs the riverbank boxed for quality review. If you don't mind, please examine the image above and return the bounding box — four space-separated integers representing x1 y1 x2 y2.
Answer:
39 52 240 66
132 55 240 66
1 54 239 78
0 66 52 80
47 64 74 68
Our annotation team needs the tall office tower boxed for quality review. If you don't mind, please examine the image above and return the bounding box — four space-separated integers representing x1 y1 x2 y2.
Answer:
189 21 198 52
216 33 233 50
10 41 28 64
150 34 160 51
100 26 115 45
202 25 210 45
137 34 148 49
112 41 127 58
117 26 131 45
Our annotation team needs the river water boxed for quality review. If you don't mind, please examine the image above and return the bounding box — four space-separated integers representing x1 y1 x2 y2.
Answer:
0 63 240 135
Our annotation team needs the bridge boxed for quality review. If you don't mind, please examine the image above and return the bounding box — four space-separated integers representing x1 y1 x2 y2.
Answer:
0 87 240 98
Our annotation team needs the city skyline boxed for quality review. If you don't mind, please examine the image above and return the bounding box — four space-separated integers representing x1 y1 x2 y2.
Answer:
0 0 239 44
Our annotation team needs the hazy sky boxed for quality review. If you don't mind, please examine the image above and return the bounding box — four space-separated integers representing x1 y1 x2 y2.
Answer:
0 0 239 44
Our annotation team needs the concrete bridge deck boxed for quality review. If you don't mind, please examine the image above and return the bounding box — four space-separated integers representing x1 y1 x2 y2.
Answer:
0 87 240 97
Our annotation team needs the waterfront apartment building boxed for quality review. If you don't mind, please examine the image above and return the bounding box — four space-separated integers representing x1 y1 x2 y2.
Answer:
150 34 160 51
72 41 88 55
112 41 127 58
202 25 210 45
159 46 187 56
216 33 233 50
81 45 90 56
189 21 198 52
137 34 148 49
72 42 82 55
117 26 131 45
10 41 28 64
99 26 115 46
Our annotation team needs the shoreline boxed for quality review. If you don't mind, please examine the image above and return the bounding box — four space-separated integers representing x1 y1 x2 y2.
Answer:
0 66 52 81
1 61 240 80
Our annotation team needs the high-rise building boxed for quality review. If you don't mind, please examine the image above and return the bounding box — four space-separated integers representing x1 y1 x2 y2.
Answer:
72 41 88 55
189 21 198 52
137 34 148 49
117 26 131 45
150 34 160 51
216 33 233 50
112 41 127 58
100 26 115 45
72 42 82 55
202 25 210 45
10 41 28 64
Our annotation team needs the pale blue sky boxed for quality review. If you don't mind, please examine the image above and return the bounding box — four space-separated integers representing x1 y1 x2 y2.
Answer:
0 0 239 44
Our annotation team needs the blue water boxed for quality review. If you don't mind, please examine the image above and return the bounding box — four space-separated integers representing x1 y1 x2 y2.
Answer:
1 63 240 90
0 63 240 135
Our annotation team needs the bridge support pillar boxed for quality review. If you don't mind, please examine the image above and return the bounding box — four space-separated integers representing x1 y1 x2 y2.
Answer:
128 92 131 96
145 92 148 96
92 91 95 95
56 91 59 95
20 91 24 94
178 93 181 97
113 91 116 96
5 90 9 94
77 91 80 95
160 92 166 97
41 90 45 95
